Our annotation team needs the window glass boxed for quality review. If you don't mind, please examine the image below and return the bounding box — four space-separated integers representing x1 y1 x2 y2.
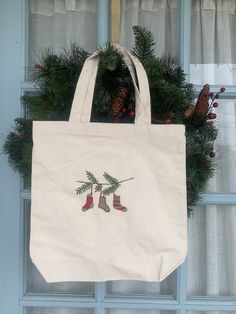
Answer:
107 311 176 314
205 99 236 192
119 0 179 57
106 272 176 296
190 0 236 85
26 308 94 314
188 312 236 314
28 0 97 66
188 205 236 296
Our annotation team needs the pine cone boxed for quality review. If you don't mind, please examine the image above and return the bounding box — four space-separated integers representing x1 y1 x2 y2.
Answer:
194 84 210 118
184 105 195 118
109 87 128 118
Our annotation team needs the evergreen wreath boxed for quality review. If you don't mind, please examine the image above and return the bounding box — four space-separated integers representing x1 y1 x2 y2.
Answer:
3 26 224 215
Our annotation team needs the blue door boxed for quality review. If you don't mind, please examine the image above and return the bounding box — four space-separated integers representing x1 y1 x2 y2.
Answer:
1 1 236 314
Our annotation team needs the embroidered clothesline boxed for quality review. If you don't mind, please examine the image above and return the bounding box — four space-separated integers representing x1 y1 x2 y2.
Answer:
76 177 134 186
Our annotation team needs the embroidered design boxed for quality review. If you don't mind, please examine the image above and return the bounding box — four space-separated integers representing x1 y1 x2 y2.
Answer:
75 171 134 212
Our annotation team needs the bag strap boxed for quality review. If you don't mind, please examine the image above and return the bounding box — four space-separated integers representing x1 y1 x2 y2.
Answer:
69 44 151 125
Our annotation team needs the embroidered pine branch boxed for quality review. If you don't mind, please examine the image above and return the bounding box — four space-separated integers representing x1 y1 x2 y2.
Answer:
76 172 134 195
103 172 119 185
102 184 119 196
95 184 102 192
76 177 134 185
76 182 92 195
86 171 98 184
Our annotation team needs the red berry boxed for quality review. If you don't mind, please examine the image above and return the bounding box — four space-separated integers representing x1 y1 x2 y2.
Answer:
220 87 225 93
213 102 218 108
21 133 28 140
69 59 76 65
209 152 216 158
164 118 172 124
208 113 217 119
129 111 135 118
122 107 127 113
209 92 214 97
34 63 44 70
128 102 135 110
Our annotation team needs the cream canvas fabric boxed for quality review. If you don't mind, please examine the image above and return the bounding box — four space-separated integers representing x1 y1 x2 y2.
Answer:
30 45 187 282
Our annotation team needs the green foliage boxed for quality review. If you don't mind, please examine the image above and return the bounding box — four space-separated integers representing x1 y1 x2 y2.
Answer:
3 118 32 182
184 118 218 214
102 184 120 196
102 172 120 196
144 56 194 120
95 184 102 193
86 171 98 184
76 182 92 195
3 26 220 214
131 26 155 63
24 44 89 121
91 43 134 121
103 172 119 185
76 172 127 196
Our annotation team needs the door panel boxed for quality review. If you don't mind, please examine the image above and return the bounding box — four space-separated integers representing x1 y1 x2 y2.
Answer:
0 1 22 314
25 309 94 314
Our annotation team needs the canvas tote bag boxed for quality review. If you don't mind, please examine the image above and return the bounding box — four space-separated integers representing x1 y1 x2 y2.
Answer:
30 45 187 282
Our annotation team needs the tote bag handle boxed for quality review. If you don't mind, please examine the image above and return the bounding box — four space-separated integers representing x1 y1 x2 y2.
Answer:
69 44 151 125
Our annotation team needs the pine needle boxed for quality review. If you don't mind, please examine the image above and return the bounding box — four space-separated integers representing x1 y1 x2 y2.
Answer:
131 26 155 63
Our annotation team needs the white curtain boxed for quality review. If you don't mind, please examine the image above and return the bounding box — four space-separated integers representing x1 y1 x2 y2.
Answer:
206 99 236 193
28 0 97 66
27 309 93 314
188 204 236 296
27 0 236 310
190 0 236 84
188 0 236 297
120 0 178 57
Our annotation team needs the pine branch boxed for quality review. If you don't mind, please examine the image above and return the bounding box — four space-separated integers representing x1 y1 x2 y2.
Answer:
75 182 92 195
103 172 119 185
102 184 119 196
62 43 89 65
14 118 32 135
98 43 121 72
118 177 134 184
159 54 186 86
131 26 155 63
76 177 134 186
86 171 98 184
95 184 102 192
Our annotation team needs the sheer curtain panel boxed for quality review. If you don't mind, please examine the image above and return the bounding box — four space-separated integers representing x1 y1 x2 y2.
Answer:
190 0 236 85
120 0 178 57
188 0 236 297
28 0 97 66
